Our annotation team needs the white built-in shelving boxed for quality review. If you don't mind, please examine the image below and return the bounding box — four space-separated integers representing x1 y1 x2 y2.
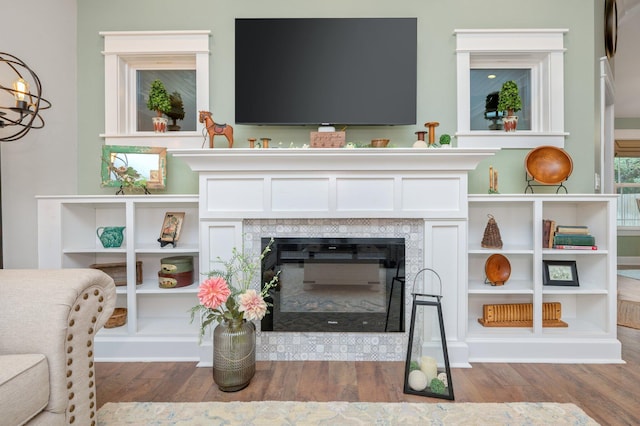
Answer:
467 194 622 363
37 195 202 361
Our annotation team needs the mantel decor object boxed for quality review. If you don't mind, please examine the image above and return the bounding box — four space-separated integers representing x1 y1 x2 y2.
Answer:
199 110 234 148
403 268 454 400
424 121 439 146
481 214 503 249
310 131 345 148
370 138 389 148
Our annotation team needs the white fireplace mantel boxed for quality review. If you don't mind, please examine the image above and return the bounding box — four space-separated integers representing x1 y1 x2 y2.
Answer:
171 147 498 367
171 147 498 172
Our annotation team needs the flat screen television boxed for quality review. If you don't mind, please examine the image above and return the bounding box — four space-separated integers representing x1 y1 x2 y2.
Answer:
235 18 417 126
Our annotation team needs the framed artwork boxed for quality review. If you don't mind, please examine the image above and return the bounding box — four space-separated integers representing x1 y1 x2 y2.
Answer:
101 145 167 190
542 260 579 286
158 212 185 247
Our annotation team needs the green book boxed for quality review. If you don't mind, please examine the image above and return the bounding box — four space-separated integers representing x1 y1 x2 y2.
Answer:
553 233 595 246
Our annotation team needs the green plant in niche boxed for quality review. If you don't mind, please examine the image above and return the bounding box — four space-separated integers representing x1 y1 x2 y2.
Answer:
497 80 522 116
166 91 185 131
146 79 171 117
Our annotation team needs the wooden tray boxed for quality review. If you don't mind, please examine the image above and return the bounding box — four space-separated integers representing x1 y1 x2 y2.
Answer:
478 302 568 327
90 261 142 286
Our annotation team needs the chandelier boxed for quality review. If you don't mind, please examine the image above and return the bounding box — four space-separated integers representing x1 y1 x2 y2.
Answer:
0 52 51 142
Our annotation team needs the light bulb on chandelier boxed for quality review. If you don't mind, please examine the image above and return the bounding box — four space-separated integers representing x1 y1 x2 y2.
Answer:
0 52 51 142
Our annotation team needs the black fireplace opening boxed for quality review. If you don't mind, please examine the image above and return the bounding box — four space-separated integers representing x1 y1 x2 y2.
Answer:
261 237 405 332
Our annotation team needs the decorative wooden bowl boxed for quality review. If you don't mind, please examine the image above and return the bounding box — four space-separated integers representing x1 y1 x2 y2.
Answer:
371 138 390 147
525 146 573 185
484 254 511 286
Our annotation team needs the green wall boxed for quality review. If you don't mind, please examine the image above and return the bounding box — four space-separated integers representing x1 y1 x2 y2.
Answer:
77 0 605 196
616 118 640 129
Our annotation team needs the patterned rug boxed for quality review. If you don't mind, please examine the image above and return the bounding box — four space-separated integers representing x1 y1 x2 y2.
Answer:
97 401 599 425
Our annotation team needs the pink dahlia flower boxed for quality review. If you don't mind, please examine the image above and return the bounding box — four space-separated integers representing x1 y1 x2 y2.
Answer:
197 277 231 310
238 289 267 321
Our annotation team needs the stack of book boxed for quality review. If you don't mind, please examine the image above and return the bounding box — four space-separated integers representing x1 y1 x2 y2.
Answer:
550 224 597 250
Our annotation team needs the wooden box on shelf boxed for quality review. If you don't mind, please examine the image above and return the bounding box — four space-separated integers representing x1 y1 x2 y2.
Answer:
310 131 345 148
90 261 143 286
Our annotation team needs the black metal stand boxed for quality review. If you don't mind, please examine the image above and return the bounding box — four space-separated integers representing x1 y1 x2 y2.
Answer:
116 185 151 195
524 173 568 194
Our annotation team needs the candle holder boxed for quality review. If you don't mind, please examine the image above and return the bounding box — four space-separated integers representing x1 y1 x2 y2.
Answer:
488 166 499 194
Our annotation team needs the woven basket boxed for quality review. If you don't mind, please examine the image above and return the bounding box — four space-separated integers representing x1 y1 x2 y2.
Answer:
481 214 503 249
105 307 127 328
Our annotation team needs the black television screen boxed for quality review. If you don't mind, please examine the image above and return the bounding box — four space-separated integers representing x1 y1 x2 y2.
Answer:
235 18 417 126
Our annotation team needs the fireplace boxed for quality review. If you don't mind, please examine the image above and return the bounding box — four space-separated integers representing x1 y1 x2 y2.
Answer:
261 237 405 333
171 147 497 365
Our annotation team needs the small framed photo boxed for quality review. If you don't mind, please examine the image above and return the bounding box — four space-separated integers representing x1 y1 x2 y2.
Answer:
158 212 185 246
542 260 579 286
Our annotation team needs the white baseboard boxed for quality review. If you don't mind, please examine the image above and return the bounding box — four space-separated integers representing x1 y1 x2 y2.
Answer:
618 256 640 266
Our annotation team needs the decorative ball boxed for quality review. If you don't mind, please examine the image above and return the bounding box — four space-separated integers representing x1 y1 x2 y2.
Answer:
437 372 448 387
408 369 429 391
430 377 446 394
413 140 428 148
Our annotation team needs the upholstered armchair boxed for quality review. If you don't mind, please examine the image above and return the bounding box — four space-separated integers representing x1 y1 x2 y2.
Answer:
0 269 116 426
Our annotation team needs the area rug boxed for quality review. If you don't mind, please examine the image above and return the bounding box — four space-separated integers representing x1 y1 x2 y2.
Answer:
97 401 599 425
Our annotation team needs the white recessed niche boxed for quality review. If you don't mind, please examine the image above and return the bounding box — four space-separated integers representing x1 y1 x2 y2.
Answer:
455 29 569 149
101 30 210 147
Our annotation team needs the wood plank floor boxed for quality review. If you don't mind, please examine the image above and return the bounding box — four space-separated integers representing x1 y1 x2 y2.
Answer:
96 325 640 425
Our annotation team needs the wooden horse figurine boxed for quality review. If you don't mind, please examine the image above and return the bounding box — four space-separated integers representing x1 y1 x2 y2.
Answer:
198 111 234 148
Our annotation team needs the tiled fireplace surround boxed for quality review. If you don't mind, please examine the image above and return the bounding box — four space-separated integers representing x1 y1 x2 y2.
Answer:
172 148 496 367
245 218 423 361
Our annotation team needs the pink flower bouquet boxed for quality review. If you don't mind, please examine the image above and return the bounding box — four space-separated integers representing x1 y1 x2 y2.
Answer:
190 239 279 339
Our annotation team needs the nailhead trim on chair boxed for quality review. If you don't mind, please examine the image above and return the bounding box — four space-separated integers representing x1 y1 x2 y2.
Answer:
64 286 109 425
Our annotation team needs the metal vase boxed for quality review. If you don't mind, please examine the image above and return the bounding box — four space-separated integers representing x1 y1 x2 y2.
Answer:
213 318 256 391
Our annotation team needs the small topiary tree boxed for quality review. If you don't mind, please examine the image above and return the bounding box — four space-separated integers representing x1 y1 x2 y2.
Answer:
166 91 185 131
146 79 171 117
497 80 522 117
